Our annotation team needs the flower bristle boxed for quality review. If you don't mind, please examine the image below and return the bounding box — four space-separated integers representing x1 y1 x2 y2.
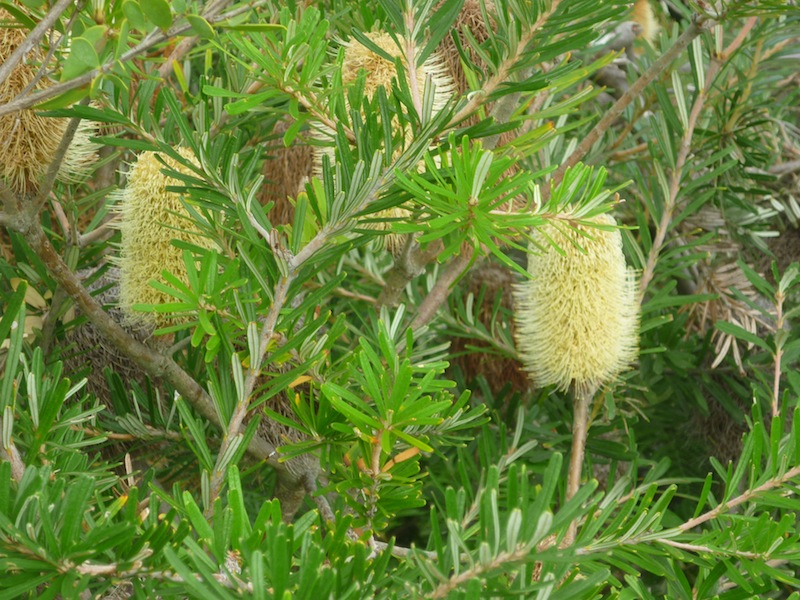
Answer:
513 215 640 392
117 148 210 326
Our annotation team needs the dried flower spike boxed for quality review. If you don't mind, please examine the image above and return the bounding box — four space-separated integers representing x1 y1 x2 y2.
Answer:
513 214 639 394
117 149 209 326
0 9 95 195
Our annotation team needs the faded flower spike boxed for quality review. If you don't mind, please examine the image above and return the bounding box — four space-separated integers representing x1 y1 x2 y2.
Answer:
0 8 96 195
117 149 210 326
513 214 639 393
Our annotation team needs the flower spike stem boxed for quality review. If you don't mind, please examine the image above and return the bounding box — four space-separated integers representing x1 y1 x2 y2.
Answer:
565 384 594 546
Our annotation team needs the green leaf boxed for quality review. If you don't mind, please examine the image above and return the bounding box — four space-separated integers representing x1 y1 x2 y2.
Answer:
183 491 215 541
187 14 215 39
714 321 770 352
141 0 172 30
122 0 147 31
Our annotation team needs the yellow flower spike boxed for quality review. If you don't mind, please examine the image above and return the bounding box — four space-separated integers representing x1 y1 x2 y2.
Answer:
514 213 639 542
0 9 96 196
513 214 639 393
117 148 210 326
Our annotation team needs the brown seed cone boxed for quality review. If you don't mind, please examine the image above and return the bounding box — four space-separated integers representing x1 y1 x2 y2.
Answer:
250 373 321 521
258 116 315 226
63 267 159 408
437 0 496 98
449 259 530 398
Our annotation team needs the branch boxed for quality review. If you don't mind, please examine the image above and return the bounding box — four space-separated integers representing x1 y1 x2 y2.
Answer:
408 246 475 332
12 217 280 467
376 239 443 308
550 16 709 194
0 0 74 89
679 464 800 532
0 0 271 118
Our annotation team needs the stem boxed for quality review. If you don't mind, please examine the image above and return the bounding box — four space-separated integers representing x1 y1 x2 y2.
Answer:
0 0 74 89
13 217 280 466
551 17 708 193
772 290 785 418
402 5 423 120
0 1 271 118
564 384 593 545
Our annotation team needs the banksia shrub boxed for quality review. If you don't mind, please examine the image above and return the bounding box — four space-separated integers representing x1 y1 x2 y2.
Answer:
117 148 209 326
513 214 639 394
0 8 95 196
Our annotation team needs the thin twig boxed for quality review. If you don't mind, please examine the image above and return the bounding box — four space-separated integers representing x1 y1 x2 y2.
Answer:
679 464 800 532
638 16 754 300
550 16 709 195
31 98 91 212
0 1 271 118
0 0 74 88
157 0 235 79
10 216 281 467
446 0 565 128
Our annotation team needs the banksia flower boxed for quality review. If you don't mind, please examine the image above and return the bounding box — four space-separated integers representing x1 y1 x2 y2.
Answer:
513 214 639 394
340 31 454 113
117 148 210 326
315 31 455 254
632 0 659 46
0 9 96 196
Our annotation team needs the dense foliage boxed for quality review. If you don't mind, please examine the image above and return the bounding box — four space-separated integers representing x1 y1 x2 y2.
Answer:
1 0 799 597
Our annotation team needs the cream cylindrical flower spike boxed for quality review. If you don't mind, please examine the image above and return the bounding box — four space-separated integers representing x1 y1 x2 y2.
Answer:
315 31 455 255
117 148 210 326
513 214 639 393
0 9 95 196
